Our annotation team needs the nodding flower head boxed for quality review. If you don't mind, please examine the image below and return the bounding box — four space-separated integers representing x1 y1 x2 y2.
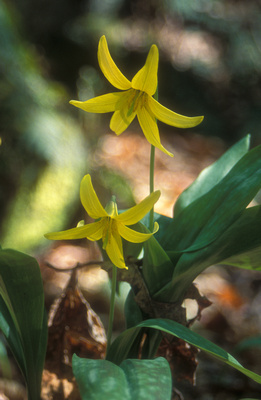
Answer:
70 35 204 157
45 174 160 269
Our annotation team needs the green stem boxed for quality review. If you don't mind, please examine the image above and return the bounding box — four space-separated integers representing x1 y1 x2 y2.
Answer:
149 145 155 232
149 85 158 232
106 264 117 357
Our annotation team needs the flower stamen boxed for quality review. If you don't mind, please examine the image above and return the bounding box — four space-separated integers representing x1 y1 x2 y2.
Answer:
127 90 141 117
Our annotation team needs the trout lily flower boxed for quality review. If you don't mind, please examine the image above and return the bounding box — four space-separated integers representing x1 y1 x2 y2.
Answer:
45 174 160 269
70 35 204 157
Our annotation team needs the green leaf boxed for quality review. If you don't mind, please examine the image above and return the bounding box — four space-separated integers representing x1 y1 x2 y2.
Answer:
0 249 48 400
147 144 261 303
224 247 261 270
73 356 130 399
0 338 12 379
174 135 250 216
138 329 162 360
162 142 261 253
157 205 261 302
72 355 172 400
106 324 144 364
120 358 172 399
138 319 261 384
142 235 174 297
124 289 143 329
218 205 261 270
0 295 26 377
108 318 261 385
145 139 261 302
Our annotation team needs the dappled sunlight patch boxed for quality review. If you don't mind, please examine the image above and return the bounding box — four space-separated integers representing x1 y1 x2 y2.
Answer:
2 166 82 252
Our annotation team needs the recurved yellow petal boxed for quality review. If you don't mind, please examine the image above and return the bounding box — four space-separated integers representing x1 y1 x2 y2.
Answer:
132 45 158 96
118 221 159 243
98 35 132 91
148 96 204 128
105 229 127 269
116 190 160 225
70 92 122 113
110 106 136 135
137 106 173 157
80 175 108 219
44 220 104 241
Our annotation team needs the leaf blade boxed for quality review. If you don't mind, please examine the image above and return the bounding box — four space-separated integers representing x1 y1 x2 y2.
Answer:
72 356 130 400
72 355 172 400
138 319 261 384
120 358 172 399
174 135 250 216
163 143 261 253
0 249 47 400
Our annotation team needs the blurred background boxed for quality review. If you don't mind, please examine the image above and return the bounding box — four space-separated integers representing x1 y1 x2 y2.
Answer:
1 0 261 253
1 1 261 398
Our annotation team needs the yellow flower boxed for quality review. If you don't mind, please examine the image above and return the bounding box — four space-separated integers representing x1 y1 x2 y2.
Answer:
70 35 204 157
45 174 160 269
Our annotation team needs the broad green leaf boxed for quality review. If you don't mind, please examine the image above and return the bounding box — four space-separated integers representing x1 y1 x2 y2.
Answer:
207 205 261 270
142 145 261 303
138 319 261 384
120 358 171 399
147 140 261 302
215 205 261 270
0 249 48 400
162 143 261 253
73 356 130 399
224 247 261 270
0 330 14 379
158 205 261 302
0 295 26 378
174 135 250 216
142 235 174 296
72 355 172 400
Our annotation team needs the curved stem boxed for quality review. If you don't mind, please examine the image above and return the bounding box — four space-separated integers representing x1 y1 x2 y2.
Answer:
106 264 117 357
149 86 158 232
149 145 155 232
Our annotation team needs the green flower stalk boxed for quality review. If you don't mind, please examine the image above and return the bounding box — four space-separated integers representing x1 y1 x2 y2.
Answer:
45 174 160 269
70 35 204 157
